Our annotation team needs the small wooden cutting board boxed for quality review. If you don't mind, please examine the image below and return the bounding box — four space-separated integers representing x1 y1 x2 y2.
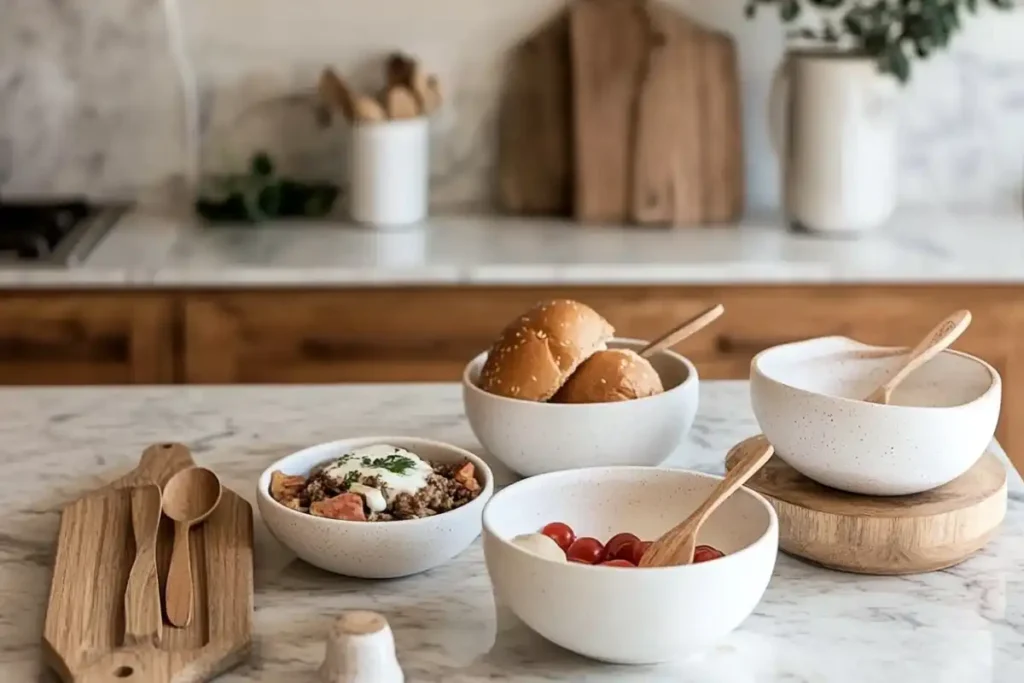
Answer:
43 443 254 683
725 435 1007 575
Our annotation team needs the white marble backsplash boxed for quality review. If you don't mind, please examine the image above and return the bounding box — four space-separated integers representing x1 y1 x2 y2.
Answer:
1 0 1023 212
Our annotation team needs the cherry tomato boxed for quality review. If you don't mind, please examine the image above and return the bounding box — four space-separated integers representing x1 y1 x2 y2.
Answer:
566 537 605 564
541 522 576 552
626 540 652 566
600 559 634 567
693 545 725 563
603 532 641 562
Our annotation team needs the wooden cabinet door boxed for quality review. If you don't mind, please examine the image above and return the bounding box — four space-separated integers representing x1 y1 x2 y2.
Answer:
0 294 175 384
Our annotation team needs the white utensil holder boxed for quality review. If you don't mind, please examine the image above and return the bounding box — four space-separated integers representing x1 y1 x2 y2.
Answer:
349 118 429 227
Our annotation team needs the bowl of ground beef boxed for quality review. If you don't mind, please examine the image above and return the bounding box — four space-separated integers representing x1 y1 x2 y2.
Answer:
257 436 493 579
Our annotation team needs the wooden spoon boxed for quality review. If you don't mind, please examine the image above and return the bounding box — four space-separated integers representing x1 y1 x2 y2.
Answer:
638 304 725 358
639 437 775 567
163 466 223 628
863 309 972 405
124 483 163 647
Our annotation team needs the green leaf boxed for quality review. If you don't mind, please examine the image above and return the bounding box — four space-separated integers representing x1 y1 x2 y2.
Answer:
780 0 800 22
250 152 274 178
744 1 758 19
966 0 979 11
843 16 863 38
889 46 910 83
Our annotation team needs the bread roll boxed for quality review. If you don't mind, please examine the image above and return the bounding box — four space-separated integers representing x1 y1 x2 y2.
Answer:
553 349 664 403
478 300 614 401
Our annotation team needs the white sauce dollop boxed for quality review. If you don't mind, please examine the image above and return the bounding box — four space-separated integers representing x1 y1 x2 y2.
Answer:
322 444 433 505
511 533 567 563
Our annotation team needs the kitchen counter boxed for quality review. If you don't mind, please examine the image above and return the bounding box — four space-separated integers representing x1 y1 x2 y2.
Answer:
2 381 1023 682
1 208 1023 288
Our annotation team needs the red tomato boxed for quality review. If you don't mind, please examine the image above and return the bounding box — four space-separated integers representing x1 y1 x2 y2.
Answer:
541 522 576 552
566 537 605 564
626 540 652 566
600 559 634 567
603 532 641 562
693 545 725 563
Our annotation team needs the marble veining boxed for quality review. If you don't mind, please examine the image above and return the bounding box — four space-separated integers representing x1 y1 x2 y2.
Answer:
1 207 1023 288
0 381 1021 682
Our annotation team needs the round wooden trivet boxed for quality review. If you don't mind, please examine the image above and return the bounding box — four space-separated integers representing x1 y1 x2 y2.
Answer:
725 435 1007 575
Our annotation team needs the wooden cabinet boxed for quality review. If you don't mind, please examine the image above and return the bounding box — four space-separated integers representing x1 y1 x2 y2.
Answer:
3 285 1022 474
0 293 175 384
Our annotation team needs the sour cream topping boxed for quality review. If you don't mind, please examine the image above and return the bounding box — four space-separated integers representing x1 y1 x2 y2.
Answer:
322 444 433 504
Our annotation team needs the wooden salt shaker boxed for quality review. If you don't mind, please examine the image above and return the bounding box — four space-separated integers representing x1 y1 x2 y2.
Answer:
320 611 404 683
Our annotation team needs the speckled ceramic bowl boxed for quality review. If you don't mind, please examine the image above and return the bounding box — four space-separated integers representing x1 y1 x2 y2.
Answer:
256 436 493 579
462 338 699 476
751 336 1001 496
482 466 778 664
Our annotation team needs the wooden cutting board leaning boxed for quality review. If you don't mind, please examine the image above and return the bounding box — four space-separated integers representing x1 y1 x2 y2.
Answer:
43 443 254 683
497 0 744 226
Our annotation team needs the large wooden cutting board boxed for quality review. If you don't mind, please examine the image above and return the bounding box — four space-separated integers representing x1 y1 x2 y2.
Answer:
570 0 743 226
497 12 573 216
43 443 254 683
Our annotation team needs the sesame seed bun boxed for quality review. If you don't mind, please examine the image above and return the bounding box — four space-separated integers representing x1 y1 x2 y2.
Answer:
553 349 664 403
478 300 614 401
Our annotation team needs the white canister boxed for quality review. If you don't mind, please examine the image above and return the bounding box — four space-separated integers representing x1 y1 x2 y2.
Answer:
348 118 429 226
769 50 899 235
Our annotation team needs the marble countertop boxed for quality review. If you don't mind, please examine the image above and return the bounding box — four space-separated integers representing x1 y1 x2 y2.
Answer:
2 380 1023 682
2 207 1024 288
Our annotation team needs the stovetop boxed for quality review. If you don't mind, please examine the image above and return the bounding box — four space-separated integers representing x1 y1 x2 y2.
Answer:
0 200 129 266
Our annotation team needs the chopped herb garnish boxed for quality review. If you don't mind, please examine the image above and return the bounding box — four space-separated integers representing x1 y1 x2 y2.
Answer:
341 471 361 489
369 455 417 475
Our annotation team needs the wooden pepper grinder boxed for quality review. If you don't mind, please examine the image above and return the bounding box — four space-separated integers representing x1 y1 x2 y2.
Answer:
320 611 404 683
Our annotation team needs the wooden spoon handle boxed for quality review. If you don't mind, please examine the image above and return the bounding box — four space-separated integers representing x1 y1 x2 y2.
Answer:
865 309 972 404
165 521 194 628
124 484 163 646
639 304 725 358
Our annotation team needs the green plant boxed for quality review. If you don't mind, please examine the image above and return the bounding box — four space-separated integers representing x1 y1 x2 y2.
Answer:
744 0 1015 83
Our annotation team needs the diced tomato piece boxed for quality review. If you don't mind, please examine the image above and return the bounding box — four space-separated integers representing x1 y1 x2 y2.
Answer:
311 493 367 521
454 462 481 492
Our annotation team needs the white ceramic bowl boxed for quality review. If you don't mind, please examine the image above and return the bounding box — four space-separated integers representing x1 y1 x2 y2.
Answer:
463 338 699 476
751 336 1001 496
482 467 778 664
256 436 494 579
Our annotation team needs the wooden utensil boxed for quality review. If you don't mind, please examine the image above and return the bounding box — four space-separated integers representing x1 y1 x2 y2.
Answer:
385 52 417 90
43 442 254 683
163 467 223 628
725 435 1007 575
640 437 775 567
318 68 356 123
638 304 724 358
385 85 420 120
864 309 972 404
352 95 387 123
124 483 163 647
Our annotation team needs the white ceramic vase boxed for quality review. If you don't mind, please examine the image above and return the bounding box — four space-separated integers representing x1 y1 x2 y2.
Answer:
769 49 899 235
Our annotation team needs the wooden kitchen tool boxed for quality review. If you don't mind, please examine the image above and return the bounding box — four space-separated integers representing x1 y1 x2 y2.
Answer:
864 309 972 404
641 437 775 567
570 0 743 225
124 484 163 648
725 435 1007 575
43 443 254 683
498 12 573 215
639 303 725 358
163 467 223 628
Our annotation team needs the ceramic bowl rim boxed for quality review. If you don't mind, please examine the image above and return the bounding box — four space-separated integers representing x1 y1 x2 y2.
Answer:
462 337 699 408
751 335 1001 412
481 466 778 573
256 435 494 527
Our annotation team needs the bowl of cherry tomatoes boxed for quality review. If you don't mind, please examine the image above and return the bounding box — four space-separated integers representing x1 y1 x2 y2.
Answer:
481 466 778 664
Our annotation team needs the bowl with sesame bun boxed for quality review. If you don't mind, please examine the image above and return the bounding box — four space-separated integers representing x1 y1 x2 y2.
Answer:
462 300 699 476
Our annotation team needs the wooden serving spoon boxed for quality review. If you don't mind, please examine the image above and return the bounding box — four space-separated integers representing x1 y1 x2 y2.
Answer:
863 309 972 405
124 483 163 647
638 304 725 358
639 437 775 567
163 466 223 628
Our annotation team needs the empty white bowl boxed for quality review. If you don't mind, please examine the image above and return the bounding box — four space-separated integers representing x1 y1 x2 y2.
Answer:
482 467 778 664
463 338 699 476
256 436 494 579
751 336 1001 496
